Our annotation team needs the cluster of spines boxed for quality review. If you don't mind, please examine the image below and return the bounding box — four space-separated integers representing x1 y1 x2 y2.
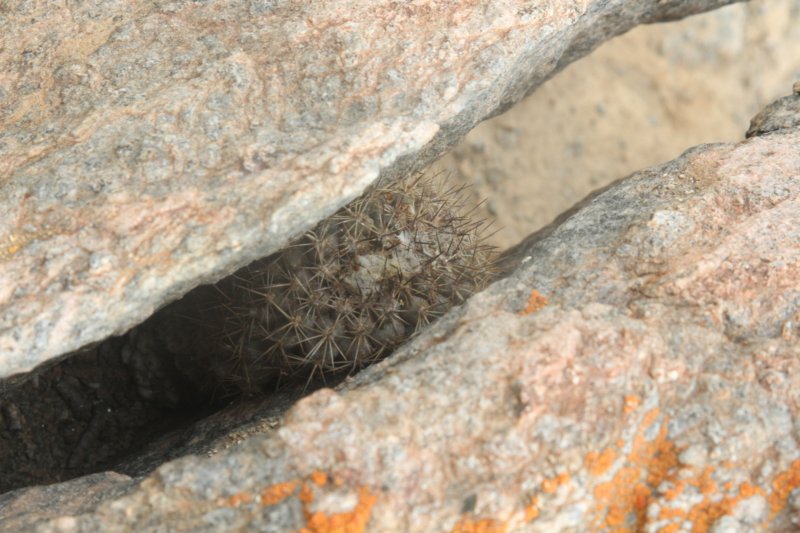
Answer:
208 173 496 392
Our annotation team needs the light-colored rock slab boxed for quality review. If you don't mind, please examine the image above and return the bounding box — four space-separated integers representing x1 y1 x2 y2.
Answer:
2 87 797 532
0 0 740 378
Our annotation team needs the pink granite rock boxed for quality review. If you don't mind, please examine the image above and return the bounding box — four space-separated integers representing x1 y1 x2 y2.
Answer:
0 0 741 379
2 86 797 532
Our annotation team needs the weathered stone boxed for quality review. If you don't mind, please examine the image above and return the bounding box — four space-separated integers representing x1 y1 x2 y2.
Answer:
0 0 741 379
434 0 800 249
2 88 798 532
746 85 800 137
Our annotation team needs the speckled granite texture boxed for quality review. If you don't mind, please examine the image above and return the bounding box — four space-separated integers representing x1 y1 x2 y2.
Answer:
2 87 797 532
0 0 740 378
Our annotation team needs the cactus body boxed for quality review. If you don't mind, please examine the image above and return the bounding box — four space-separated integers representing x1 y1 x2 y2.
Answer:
180 174 495 393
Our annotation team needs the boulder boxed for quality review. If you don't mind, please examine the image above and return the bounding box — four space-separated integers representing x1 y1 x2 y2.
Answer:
1 85 797 532
0 0 741 378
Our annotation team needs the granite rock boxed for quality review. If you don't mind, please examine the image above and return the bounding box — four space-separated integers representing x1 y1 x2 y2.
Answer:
0 0 741 378
746 81 800 138
2 87 798 531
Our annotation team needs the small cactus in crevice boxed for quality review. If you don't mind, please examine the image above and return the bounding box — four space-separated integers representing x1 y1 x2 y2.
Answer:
179 173 496 394
0 174 496 488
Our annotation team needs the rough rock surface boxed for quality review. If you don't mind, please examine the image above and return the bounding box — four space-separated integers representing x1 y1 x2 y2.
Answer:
0 0 741 378
2 90 798 532
435 0 800 249
746 81 800 138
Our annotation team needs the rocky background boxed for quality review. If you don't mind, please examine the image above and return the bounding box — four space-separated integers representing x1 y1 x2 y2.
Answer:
437 0 800 248
1 0 799 531
0 0 739 378
3 87 798 533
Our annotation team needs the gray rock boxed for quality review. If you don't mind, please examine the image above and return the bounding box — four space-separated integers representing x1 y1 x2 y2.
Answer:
1 86 798 532
0 0 741 379
746 83 800 137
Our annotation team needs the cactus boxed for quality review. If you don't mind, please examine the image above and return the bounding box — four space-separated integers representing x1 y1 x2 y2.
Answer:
174 173 496 394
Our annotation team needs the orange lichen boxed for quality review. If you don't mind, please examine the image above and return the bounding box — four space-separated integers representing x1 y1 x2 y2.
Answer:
558 454 800 533
696 467 717 496
654 476 770 532
659 506 686 521
664 481 685 501
298 486 377 533
523 496 540 522
589 408 680 530
639 424 677 499
593 481 615 502
603 497 629 528
541 472 570 494
685 493 737 532
586 448 617 477
648 473 778 533
310 470 328 487
632 483 650 511
262 447 798 531
227 491 252 507
627 411 678 488
640 408 661 430
519 289 548 315
738 481 762 499
450 517 507 533
260 481 298 505
665 479 774 533
288 472 377 533
615 464 782 532
298 482 315 505
623 395 641 414
768 458 800 513
593 469 647 528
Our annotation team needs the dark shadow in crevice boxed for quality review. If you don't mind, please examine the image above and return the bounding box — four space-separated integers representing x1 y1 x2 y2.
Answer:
0 173 498 495
0 329 213 494
0 283 345 496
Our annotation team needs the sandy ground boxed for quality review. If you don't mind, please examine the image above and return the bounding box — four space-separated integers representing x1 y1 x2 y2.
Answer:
433 0 800 250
